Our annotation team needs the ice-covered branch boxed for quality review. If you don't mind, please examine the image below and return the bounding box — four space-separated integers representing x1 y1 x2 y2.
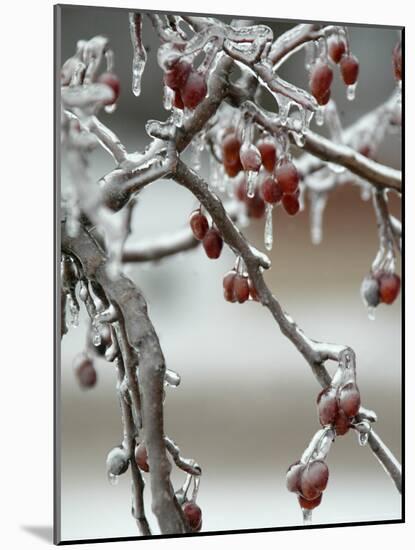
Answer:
171 160 401 493
123 227 199 263
62 223 190 534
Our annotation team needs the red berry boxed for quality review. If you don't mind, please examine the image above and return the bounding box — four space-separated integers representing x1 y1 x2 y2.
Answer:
189 210 209 241
74 355 97 389
338 382 361 418
233 275 250 303
164 60 192 90
317 387 338 426
202 228 223 259
340 55 359 85
181 71 207 109
224 158 243 178
262 176 283 204
246 191 266 219
97 72 121 105
257 139 277 172
182 501 202 531
310 62 333 103
282 193 300 216
223 270 237 303
393 41 402 81
235 178 247 202
275 162 299 194
300 460 329 500
240 144 262 172
222 133 242 164
286 461 304 493
298 493 322 510
335 409 350 436
377 272 401 304
134 442 149 472
317 87 331 106
173 90 184 110
328 37 346 64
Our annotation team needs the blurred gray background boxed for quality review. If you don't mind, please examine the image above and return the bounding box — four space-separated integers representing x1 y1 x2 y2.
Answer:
59 5 402 542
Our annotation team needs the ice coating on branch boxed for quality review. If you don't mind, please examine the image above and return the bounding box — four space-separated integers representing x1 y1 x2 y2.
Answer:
129 13 147 97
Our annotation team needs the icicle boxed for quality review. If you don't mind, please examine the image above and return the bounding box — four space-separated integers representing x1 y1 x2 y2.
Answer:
278 95 291 125
315 106 325 126
171 107 184 127
347 83 357 102
359 432 369 446
360 182 372 201
246 171 256 198
190 132 205 171
301 109 314 135
91 319 102 347
68 295 80 328
264 203 274 251
291 131 305 148
310 193 328 245
367 306 376 321
304 41 316 71
302 508 313 525
129 13 147 97
163 85 174 110
105 49 114 72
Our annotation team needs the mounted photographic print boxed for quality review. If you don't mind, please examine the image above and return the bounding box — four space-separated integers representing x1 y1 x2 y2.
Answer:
55 3 403 544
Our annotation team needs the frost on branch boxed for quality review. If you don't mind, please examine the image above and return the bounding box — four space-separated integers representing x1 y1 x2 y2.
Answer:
60 13 402 534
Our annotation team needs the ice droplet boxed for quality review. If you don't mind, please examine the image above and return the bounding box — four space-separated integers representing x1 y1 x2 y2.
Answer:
165 368 181 387
92 320 102 346
132 56 146 97
79 281 89 302
264 203 274 251
347 83 357 102
302 508 312 525
104 103 117 114
301 109 314 134
367 306 376 321
291 132 305 148
108 472 119 486
315 106 325 126
358 431 369 446
246 171 256 198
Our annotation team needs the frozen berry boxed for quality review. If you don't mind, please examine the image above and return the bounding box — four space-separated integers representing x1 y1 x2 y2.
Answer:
222 133 241 164
328 37 346 64
164 59 192 90
234 275 250 303
282 193 300 216
107 446 129 476
182 501 202 531
97 72 121 105
286 461 304 493
334 409 350 436
310 62 333 103
361 274 380 308
173 90 184 110
262 176 283 204
275 162 299 194
223 270 237 303
74 354 97 389
181 71 207 109
203 228 223 259
134 442 149 472
240 144 262 172
338 382 361 418
340 55 359 85
377 272 400 304
189 210 209 240
300 460 329 500
257 139 277 172
224 158 243 178
317 387 338 426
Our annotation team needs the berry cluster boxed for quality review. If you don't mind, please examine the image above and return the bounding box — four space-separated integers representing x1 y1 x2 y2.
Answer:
317 381 361 436
361 271 401 309
164 59 207 110
189 209 224 259
222 132 300 217
222 269 259 303
286 459 329 510
309 37 359 105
